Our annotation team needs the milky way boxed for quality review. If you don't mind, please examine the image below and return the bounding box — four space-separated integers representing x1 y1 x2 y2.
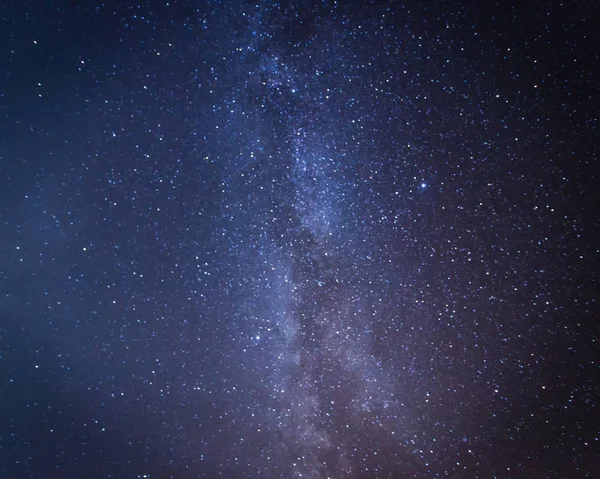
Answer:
1 1 598 478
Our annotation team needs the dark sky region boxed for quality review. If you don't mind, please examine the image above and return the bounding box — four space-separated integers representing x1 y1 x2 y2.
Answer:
1 1 599 478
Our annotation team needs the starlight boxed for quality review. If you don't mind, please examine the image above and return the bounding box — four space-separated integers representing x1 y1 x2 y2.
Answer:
2 2 596 479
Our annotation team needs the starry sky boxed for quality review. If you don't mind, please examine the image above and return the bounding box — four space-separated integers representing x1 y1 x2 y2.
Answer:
1 1 599 478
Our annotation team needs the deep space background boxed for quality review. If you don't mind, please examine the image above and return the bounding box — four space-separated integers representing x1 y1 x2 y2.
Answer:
1 1 599 478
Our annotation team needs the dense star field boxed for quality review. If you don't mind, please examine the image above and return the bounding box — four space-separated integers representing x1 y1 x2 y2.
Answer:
1 1 599 478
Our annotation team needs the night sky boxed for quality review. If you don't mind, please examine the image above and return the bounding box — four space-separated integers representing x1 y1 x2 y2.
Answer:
1 1 599 478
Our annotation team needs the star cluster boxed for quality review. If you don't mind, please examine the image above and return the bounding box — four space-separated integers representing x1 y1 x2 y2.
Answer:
1 1 598 478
